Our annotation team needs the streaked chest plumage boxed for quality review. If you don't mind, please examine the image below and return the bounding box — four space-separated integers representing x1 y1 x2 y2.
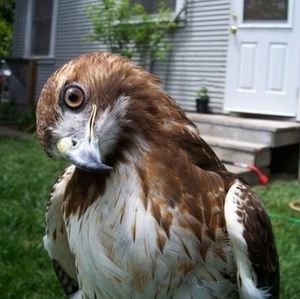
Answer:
63 163 237 299
39 51 279 299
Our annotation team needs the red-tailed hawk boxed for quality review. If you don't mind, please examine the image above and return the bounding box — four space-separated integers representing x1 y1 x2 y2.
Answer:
36 52 279 299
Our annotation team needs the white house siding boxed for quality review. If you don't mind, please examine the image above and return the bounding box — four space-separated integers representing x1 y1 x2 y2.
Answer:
54 0 107 67
12 0 230 113
35 60 57 100
36 0 107 100
153 0 231 113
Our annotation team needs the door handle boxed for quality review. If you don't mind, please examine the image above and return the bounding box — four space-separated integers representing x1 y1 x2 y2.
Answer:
230 25 238 34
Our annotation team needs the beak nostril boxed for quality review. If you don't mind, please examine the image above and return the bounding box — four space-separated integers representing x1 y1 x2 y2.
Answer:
72 140 78 147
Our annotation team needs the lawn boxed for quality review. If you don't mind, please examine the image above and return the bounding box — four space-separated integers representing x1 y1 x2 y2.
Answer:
0 134 299 298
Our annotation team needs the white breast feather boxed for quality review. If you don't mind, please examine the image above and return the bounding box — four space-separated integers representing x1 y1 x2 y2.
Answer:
64 157 237 299
66 162 162 298
44 165 77 280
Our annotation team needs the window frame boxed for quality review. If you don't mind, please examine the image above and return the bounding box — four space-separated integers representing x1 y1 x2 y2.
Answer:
237 0 294 29
24 0 58 59
173 0 185 18
130 0 186 21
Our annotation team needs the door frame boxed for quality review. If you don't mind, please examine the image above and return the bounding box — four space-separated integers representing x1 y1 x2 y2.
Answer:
224 0 300 119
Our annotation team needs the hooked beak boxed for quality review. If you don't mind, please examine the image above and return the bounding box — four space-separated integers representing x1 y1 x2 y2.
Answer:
56 105 112 173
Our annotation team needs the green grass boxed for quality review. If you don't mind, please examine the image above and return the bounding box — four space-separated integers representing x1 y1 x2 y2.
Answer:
0 135 299 298
254 181 300 299
0 135 66 298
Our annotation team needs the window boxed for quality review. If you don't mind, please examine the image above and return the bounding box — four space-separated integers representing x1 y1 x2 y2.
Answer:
243 0 289 22
30 0 54 56
130 0 176 14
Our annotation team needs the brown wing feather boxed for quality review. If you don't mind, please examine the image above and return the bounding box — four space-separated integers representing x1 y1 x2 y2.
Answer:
180 126 279 296
241 184 280 297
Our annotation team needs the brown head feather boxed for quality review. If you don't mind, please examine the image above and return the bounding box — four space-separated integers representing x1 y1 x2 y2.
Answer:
37 51 236 222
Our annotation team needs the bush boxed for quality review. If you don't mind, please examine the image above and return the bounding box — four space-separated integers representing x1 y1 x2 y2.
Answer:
0 0 15 57
15 108 36 132
0 100 15 121
86 0 177 67
0 100 36 133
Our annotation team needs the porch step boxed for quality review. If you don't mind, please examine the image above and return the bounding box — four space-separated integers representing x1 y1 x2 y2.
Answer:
202 135 270 167
188 113 300 147
186 113 300 184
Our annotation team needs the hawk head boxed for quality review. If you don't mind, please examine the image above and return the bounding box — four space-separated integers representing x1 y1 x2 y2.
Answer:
36 52 186 173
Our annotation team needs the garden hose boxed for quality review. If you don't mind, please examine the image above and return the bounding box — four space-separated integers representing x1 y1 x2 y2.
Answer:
289 200 300 212
222 160 269 184
222 161 300 223
269 213 300 224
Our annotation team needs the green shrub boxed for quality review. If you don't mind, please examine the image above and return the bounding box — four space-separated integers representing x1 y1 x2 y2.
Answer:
0 100 16 121
86 0 177 67
0 100 36 132
15 108 36 133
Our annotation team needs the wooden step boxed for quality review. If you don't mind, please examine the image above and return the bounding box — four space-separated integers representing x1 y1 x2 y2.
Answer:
202 135 270 167
188 113 300 147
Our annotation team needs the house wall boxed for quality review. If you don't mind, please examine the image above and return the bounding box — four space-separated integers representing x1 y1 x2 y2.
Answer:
12 0 27 56
35 0 108 100
12 0 231 113
153 0 231 112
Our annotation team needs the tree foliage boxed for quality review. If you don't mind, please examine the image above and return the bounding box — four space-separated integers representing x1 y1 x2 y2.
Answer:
86 0 177 67
0 0 15 57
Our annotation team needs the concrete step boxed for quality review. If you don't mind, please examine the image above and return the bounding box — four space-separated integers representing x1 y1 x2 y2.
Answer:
203 135 270 167
225 164 270 186
188 113 300 147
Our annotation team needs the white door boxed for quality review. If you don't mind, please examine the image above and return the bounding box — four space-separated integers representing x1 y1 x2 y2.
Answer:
224 0 300 117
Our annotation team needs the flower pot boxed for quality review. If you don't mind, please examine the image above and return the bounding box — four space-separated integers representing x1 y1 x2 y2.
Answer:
196 98 209 113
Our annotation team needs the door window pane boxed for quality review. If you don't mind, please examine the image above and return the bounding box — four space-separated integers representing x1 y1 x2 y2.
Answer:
244 0 288 21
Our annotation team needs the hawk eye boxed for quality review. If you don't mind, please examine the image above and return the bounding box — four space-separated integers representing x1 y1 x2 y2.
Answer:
64 85 84 109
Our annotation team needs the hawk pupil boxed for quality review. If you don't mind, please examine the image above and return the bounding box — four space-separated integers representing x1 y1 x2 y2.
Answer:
69 92 78 102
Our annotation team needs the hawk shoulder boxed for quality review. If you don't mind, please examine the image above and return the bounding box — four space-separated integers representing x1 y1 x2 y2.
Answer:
224 180 279 299
44 165 79 297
